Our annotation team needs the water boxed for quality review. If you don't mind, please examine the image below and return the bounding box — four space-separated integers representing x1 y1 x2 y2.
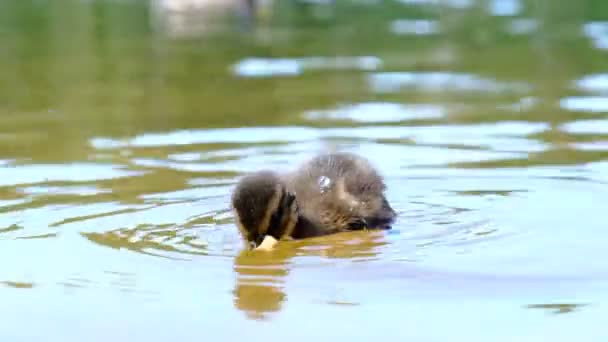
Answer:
1 0 608 340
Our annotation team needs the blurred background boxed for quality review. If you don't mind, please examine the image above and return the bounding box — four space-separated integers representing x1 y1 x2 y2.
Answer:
1 0 608 341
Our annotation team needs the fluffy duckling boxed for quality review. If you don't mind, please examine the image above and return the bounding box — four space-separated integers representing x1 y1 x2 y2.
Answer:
231 152 396 250
231 170 299 250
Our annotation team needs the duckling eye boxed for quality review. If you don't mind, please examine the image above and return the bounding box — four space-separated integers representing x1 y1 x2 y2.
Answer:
347 218 367 230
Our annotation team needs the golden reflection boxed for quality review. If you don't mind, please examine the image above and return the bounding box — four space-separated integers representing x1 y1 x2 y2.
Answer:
1 281 34 289
233 246 293 320
82 223 208 259
232 230 387 319
293 230 389 260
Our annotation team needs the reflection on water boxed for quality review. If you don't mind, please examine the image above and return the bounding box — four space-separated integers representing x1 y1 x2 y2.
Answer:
303 102 446 122
506 18 538 35
82 223 209 259
390 19 439 35
233 230 387 319
560 96 608 113
575 73 608 93
583 21 608 50
232 56 382 78
2 0 608 340
396 0 473 9
561 119 608 134
1 281 35 289
368 71 531 94
526 303 589 315
233 249 291 320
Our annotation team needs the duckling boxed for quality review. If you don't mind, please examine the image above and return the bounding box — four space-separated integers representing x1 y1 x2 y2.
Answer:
231 170 299 250
231 152 396 250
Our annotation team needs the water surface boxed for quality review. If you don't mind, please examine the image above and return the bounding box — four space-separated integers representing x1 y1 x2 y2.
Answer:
1 0 608 341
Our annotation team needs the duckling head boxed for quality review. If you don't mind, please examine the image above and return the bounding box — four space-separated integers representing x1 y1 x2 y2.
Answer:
231 171 298 250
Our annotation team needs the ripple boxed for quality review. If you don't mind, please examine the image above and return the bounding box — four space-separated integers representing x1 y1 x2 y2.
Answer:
560 96 608 112
139 185 227 201
91 122 548 151
497 96 538 111
188 177 234 187
303 102 447 123
560 119 608 134
574 74 608 94
570 141 608 151
131 155 292 173
232 56 382 78
390 19 439 35
506 18 538 35
130 142 326 173
134 144 523 175
167 152 203 162
99 122 547 174
331 121 548 140
0 163 143 186
0 198 28 208
0 224 22 235
489 0 520 16
396 0 473 9
368 71 531 94
82 224 209 259
19 185 110 196
386 174 608 278
526 303 589 315
232 58 301 78
153 0 235 12
90 128 320 148
0 202 145 239
87 138 129 149
583 21 608 50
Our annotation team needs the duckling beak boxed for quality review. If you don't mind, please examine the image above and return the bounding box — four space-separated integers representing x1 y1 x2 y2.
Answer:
255 235 278 251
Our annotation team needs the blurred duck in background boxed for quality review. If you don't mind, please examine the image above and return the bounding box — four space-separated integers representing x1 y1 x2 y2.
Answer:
150 0 335 38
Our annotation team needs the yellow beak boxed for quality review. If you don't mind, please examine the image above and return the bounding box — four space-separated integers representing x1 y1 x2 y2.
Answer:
255 235 278 251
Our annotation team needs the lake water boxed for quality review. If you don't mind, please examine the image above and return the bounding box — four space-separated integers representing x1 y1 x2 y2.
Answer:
1 0 608 341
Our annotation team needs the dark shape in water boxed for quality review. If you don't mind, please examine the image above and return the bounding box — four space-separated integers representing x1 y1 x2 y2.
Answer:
526 303 589 314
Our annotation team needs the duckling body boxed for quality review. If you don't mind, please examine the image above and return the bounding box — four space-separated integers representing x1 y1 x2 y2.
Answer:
231 152 396 249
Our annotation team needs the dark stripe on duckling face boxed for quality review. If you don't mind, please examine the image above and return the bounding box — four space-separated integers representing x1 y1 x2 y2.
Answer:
280 191 298 238
265 188 298 241
231 171 285 249
247 182 282 248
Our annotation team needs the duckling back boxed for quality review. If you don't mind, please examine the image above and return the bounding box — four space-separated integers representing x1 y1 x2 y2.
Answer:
285 152 396 237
